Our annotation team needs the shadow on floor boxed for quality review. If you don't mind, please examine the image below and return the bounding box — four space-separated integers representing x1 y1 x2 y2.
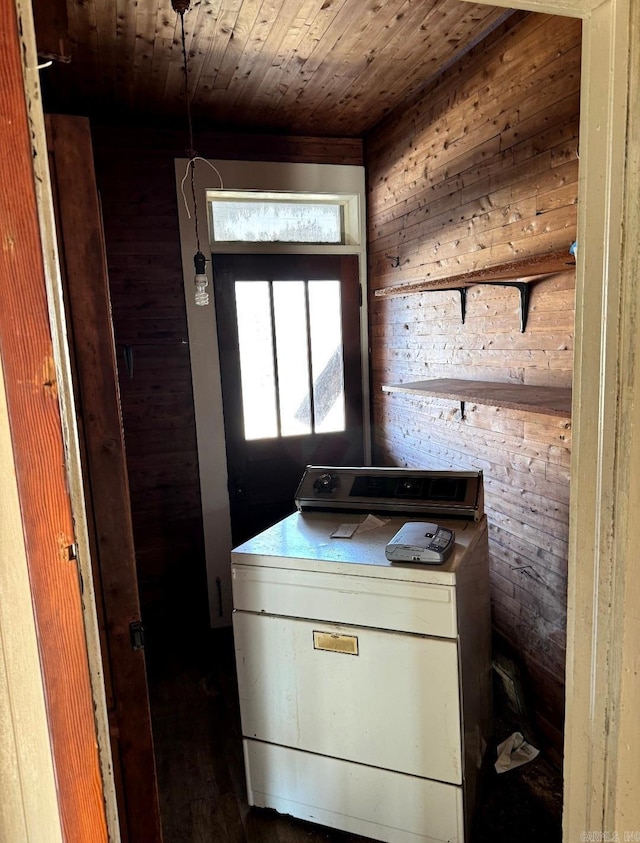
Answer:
471 718 562 842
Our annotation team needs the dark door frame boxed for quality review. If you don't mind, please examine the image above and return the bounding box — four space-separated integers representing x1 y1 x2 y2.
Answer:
214 253 364 543
46 113 163 843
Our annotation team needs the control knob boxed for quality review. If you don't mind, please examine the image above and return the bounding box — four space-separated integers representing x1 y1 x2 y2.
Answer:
314 472 338 494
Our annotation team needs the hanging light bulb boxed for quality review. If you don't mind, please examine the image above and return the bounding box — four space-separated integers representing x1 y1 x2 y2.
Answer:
194 250 209 306
173 0 224 307
172 0 213 307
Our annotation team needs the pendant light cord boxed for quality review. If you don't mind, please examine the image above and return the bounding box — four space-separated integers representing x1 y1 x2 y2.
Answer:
190 160 201 252
179 10 195 159
175 3 224 252
178 9 201 251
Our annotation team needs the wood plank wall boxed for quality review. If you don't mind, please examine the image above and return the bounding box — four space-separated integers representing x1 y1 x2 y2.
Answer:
365 12 580 762
91 125 363 641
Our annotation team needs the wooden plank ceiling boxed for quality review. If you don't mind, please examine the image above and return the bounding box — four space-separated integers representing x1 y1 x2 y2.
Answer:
41 0 510 137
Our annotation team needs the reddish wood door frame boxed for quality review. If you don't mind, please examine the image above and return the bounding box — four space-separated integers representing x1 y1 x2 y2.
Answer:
46 114 163 843
0 3 109 842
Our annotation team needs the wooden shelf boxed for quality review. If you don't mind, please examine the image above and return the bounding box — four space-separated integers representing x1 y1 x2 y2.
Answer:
382 378 572 419
374 249 576 332
374 250 576 298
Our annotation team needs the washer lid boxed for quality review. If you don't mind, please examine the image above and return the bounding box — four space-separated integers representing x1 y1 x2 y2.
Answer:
232 511 485 585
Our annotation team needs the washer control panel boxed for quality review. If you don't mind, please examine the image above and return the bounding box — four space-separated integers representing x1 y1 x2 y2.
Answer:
295 466 483 521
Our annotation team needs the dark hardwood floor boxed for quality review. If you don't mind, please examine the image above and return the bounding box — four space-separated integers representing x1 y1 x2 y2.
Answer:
146 628 562 843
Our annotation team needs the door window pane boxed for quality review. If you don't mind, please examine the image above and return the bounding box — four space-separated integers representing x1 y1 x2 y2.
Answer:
273 281 311 436
235 282 278 440
309 281 345 433
235 277 346 440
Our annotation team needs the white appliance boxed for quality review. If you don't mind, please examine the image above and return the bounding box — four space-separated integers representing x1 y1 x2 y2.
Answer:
231 466 491 843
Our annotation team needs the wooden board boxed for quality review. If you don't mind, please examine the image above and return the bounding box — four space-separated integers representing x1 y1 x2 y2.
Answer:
39 0 511 136
31 0 70 61
47 114 163 843
382 379 572 418
0 6 108 841
375 250 576 297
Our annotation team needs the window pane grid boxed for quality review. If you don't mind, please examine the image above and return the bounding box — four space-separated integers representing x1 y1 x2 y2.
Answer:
273 280 312 437
302 281 315 435
235 281 278 440
309 280 345 434
268 280 283 438
235 277 345 440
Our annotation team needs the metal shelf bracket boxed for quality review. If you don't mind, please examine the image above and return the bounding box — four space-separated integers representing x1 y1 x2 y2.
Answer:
432 280 537 332
457 288 467 324
490 281 532 333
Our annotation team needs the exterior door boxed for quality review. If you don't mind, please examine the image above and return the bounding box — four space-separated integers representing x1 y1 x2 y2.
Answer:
214 254 364 543
46 115 162 843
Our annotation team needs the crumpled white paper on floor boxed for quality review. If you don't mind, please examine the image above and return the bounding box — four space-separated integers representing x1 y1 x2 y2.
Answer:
494 731 540 774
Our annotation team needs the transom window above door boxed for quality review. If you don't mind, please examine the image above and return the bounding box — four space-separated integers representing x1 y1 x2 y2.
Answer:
212 200 343 243
208 190 361 248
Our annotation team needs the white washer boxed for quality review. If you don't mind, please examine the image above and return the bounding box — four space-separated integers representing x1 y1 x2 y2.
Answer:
231 467 491 843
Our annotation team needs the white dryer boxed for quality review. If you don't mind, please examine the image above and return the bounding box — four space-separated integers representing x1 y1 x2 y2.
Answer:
231 466 491 843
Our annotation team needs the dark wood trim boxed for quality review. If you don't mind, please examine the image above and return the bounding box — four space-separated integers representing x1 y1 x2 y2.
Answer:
0 4 108 842
31 0 70 62
213 253 364 543
46 113 163 843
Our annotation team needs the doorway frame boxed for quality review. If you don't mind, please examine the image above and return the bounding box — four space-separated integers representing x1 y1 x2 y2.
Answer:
4 0 120 840
468 0 638 837
175 158 369 628
9 0 640 838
